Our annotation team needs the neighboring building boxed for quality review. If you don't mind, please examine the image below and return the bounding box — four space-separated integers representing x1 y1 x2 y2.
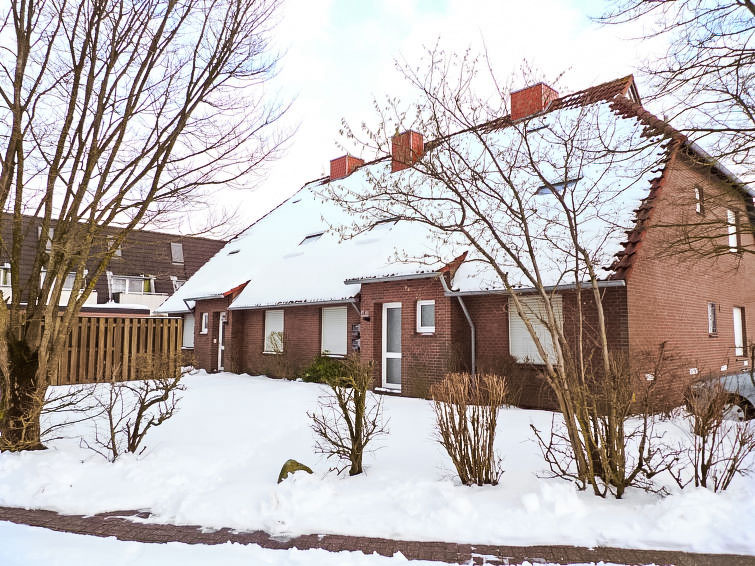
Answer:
0 214 225 319
158 76 754 409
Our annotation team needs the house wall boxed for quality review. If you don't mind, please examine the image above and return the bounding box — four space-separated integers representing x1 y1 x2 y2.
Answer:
626 154 755 406
233 303 361 377
192 296 233 372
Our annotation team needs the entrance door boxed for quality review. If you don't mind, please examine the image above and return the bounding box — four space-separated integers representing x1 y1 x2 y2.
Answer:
218 312 227 371
382 302 402 389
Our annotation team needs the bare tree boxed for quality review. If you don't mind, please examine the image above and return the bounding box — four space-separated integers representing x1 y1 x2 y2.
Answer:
0 0 286 450
599 1 755 259
328 47 676 497
431 372 506 486
308 356 387 476
81 354 185 462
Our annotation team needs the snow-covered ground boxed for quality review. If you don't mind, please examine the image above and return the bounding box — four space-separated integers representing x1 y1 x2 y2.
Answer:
0 371 753 556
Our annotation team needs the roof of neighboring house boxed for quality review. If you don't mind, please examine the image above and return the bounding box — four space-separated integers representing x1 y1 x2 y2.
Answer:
157 76 751 313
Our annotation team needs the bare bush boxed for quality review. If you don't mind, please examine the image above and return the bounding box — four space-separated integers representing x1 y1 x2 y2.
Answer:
309 356 387 476
532 353 675 498
431 372 506 486
671 380 755 492
82 355 185 462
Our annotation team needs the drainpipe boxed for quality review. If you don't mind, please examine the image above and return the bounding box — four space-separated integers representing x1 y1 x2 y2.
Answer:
439 275 476 375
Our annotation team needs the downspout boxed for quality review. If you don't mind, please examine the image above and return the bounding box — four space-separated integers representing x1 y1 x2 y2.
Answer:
439 275 476 375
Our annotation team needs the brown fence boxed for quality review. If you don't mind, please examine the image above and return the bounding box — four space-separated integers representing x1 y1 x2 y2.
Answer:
54 317 183 385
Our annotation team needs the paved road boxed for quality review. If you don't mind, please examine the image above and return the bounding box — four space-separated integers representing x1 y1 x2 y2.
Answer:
0 505 752 565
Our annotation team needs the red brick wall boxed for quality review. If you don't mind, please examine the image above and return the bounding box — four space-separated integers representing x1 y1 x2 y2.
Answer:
626 154 755 405
359 277 456 397
193 296 233 372
232 303 360 377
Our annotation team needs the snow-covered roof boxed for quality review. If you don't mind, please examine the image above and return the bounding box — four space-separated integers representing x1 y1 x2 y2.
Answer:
158 76 702 313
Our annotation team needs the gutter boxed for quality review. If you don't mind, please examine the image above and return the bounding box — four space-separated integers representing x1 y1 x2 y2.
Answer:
687 141 755 198
438 274 476 375
228 297 359 311
443 278 626 297
344 272 441 285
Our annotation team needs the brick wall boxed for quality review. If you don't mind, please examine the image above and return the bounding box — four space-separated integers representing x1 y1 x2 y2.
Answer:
233 303 360 377
359 277 456 398
626 154 755 405
192 296 233 372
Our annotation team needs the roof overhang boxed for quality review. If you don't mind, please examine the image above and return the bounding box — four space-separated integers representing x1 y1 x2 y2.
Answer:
228 297 358 311
445 279 626 297
344 271 441 285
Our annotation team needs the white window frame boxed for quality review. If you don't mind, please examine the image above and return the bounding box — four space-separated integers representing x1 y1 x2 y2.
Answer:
170 242 184 264
182 313 195 348
734 306 746 357
416 300 436 334
200 312 209 334
694 186 704 215
727 209 739 253
264 309 284 354
38 226 54 252
107 236 122 257
321 306 348 357
111 274 153 295
382 302 402 390
508 295 563 365
707 302 717 335
0 263 10 286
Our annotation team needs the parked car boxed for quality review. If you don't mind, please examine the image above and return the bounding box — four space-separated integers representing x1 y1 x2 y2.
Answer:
688 370 755 421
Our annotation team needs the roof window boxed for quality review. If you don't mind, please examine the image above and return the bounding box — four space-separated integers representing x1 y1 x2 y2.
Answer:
299 232 324 246
228 249 240 255
536 178 581 196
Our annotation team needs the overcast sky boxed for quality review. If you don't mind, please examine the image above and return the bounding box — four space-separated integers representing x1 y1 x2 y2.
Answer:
219 0 663 236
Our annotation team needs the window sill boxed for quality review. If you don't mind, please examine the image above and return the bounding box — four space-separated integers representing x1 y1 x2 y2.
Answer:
416 329 435 335
322 353 346 358
708 333 718 338
199 331 208 335
263 351 283 355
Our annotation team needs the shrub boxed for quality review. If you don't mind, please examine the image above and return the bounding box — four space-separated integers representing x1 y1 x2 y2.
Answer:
308 356 387 475
299 355 345 383
430 372 506 486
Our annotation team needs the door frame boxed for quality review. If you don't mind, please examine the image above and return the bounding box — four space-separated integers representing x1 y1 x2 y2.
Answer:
217 312 227 371
381 302 402 390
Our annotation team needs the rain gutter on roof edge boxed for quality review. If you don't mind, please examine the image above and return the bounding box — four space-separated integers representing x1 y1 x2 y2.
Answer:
444 279 626 297
344 272 442 285
687 142 755 198
228 297 358 311
185 293 225 302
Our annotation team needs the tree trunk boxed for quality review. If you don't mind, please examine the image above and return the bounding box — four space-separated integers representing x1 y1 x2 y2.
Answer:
0 335 46 451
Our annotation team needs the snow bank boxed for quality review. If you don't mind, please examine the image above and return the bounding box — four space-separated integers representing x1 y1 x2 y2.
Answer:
0 372 753 556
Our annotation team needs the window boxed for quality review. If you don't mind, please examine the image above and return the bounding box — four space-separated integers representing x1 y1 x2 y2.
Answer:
183 313 195 348
111 275 153 295
509 295 563 365
170 242 184 264
200 312 209 334
734 307 747 357
321 306 347 356
40 269 81 290
107 236 122 257
170 276 185 292
0 263 10 286
707 302 718 335
38 226 54 252
694 186 704 215
536 178 580 196
299 232 324 245
727 209 740 253
416 300 435 333
264 309 284 353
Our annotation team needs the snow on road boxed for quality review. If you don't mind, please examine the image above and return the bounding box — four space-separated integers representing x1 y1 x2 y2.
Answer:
0 371 753 556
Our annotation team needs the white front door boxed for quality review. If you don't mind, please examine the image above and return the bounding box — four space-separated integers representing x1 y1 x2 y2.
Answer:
382 302 402 389
218 312 227 371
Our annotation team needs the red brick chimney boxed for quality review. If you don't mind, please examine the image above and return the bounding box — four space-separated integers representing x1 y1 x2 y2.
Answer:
510 83 559 121
330 155 364 180
391 130 424 172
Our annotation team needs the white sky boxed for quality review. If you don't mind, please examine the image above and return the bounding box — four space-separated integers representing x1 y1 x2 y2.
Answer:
216 0 664 237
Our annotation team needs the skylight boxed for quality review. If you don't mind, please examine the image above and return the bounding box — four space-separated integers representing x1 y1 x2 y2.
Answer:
228 249 240 255
536 178 580 196
299 232 324 245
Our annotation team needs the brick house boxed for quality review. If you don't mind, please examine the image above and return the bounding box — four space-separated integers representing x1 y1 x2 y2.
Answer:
0 213 225 325
158 76 754 409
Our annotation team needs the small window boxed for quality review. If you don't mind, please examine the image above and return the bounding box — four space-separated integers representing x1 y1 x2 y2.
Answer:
734 307 747 357
228 249 240 255
299 232 324 246
111 275 153 295
108 236 122 257
416 300 435 333
264 309 284 353
727 209 740 253
172 278 185 291
694 186 704 215
171 242 184 264
200 312 209 334
536 178 580 196
707 302 717 335
321 306 348 356
0 263 10 286
38 226 54 252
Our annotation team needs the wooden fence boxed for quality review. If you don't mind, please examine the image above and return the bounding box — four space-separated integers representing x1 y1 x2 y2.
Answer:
53 317 183 385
